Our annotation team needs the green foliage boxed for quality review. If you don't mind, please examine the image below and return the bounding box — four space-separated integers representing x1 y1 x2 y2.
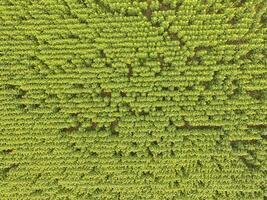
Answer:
0 0 266 199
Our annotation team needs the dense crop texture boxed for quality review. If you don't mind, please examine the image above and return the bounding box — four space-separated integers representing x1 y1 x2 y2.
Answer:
0 0 266 199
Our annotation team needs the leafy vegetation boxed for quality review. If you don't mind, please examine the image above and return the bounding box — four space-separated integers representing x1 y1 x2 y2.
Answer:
0 0 266 199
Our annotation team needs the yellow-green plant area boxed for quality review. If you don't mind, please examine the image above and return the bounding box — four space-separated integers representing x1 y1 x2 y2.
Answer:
0 0 266 199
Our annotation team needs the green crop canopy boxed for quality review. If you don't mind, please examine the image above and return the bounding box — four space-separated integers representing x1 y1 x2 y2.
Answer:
0 0 266 199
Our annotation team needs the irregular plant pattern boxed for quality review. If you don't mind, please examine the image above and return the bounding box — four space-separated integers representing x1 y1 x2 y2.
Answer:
0 0 266 199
